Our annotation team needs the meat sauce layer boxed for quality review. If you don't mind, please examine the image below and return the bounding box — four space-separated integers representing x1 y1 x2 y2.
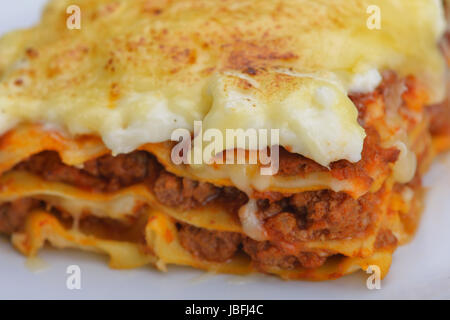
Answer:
10 135 395 243
0 198 397 271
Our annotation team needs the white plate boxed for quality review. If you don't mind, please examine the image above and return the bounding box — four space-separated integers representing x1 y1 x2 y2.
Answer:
0 1 449 300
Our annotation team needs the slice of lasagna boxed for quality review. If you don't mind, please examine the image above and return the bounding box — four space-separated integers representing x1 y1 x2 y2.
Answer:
0 0 448 280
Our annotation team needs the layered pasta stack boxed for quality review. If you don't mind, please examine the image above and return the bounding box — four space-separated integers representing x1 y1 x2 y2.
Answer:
0 0 448 280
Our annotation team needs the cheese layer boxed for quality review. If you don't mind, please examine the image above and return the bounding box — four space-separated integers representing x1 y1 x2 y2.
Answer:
0 0 446 165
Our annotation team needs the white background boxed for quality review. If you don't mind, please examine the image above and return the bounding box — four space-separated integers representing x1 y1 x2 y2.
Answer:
0 0 449 299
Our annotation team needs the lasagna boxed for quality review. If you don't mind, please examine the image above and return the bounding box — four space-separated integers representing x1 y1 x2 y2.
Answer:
0 0 448 280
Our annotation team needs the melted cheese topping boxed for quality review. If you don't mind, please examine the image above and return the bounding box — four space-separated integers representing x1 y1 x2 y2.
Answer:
0 0 446 165
203 71 365 166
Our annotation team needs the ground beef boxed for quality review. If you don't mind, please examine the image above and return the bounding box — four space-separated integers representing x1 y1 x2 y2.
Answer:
182 178 221 204
349 90 379 126
152 172 248 213
177 223 242 262
256 188 378 242
427 103 450 136
253 191 286 202
328 127 400 183
16 151 161 192
84 151 160 190
242 238 329 270
0 199 42 234
350 70 410 126
13 151 245 213
256 198 288 220
276 147 326 176
217 186 249 214
276 127 399 189
374 229 398 249
290 190 376 239
15 151 109 191
152 172 184 206
153 172 221 210
178 223 330 268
